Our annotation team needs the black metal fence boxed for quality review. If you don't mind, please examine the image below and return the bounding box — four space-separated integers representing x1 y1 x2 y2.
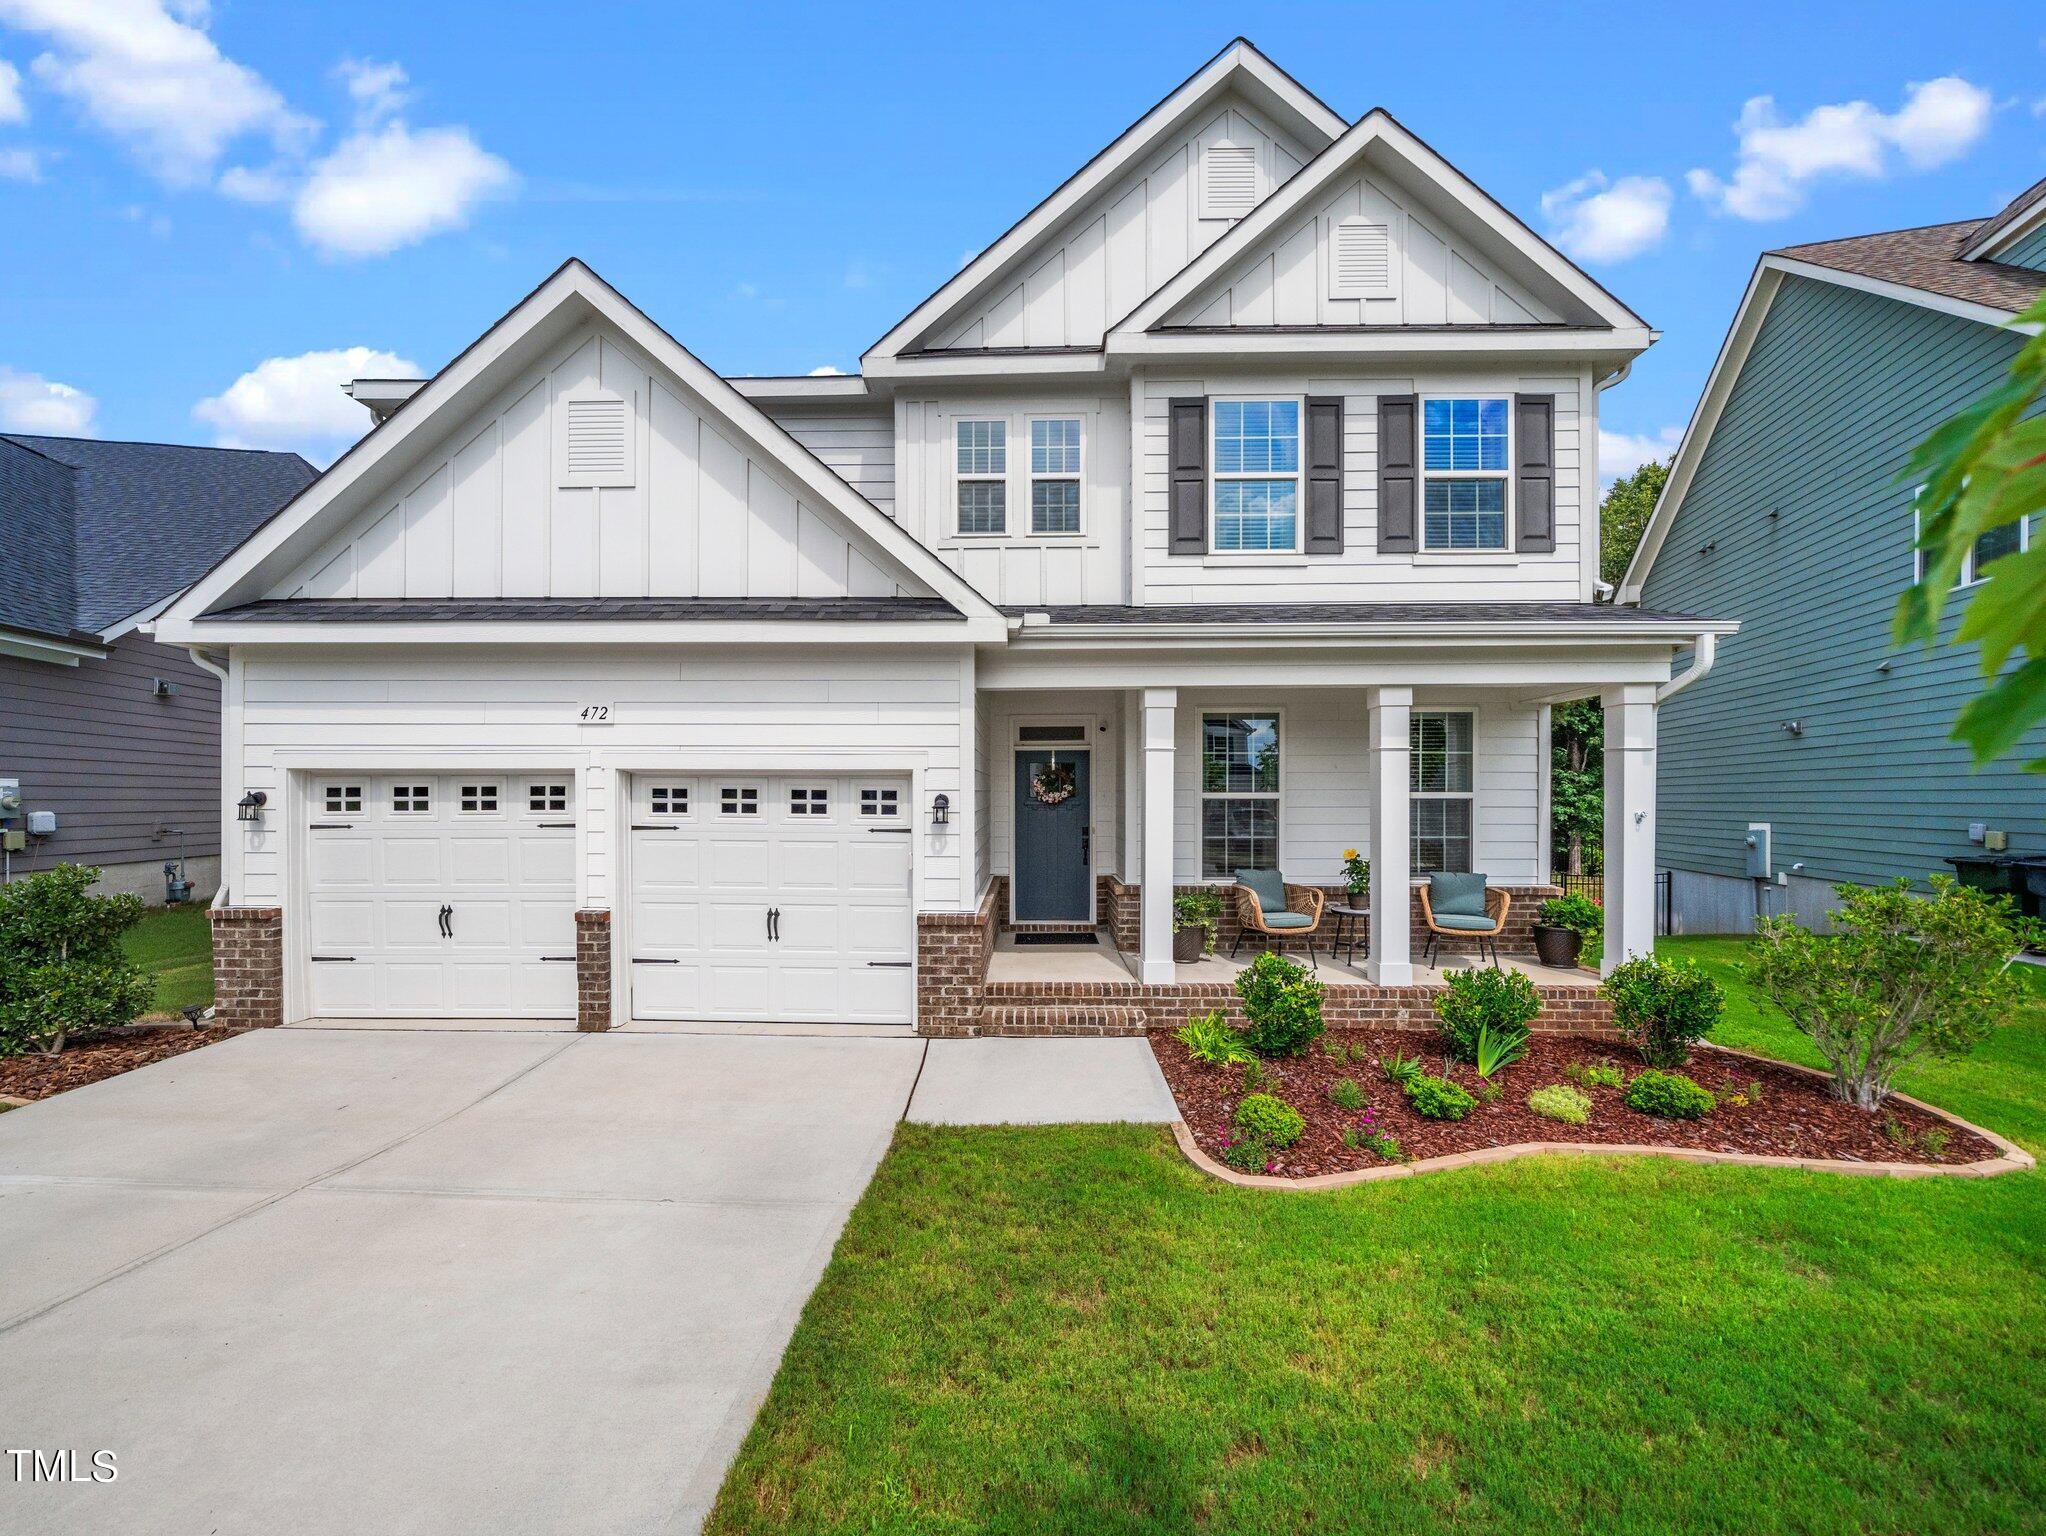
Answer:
1547 870 1674 936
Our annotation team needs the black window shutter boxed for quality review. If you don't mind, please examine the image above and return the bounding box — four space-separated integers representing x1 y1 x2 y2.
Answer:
1304 396 1344 555
1168 397 1207 555
1514 393 1556 553
1376 394 1417 553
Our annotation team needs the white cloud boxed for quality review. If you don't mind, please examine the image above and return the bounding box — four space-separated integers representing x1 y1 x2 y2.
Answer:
292 121 513 258
193 345 418 459
1689 76 1993 220
0 365 97 434
1600 425 1682 483
0 55 25 123
1541 171 1673 262
807 365 846 376
0 0 315 185
215 161 290 202
336 57 407 123
0 146 39 181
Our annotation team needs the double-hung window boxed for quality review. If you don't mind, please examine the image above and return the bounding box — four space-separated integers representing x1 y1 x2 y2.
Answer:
1410 711 1474 874
1915 495 2029 588
1211 400 1300 553
1422 398 1510 550
956 420 1006 535
1200 713 1280 878
1030 418 1082 534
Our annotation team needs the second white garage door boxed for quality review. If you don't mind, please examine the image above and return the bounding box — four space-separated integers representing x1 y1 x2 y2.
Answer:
627 774 915 1025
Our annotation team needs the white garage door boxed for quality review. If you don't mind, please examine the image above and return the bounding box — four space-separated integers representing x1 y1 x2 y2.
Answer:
304 773 579 1018
627 774 914 1025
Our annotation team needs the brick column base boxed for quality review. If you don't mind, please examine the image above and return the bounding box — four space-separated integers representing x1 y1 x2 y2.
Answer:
575 910 612 1032
208 906 283 1028
915 886 996 1035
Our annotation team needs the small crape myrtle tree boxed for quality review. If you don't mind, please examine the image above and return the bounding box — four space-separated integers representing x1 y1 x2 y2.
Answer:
0 864 154 1056
1748 877 2038 1111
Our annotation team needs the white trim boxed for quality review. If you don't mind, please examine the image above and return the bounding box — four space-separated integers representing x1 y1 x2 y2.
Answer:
862 40 1345 366
169 619 999 647
1208 395 1305 556
1621 253 2041 602
155 260 1007 642
1961 193 2046 264
1111 109 1649 338
724 374 874 403
0 627 100 666
1108 328 1656 359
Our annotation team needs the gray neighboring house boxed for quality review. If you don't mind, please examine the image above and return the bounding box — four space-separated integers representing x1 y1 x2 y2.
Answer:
1619 180 2046 933
0 434 315 902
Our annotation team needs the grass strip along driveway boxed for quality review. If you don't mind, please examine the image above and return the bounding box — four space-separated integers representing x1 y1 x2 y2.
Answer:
709 942 2046 1535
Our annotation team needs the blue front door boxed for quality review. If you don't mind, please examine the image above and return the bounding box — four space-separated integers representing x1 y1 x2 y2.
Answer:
1014 750 1091 921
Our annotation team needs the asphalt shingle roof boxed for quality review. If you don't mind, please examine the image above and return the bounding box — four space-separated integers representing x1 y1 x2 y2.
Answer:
207 597 964 623
1772 219 2046 315
1001 602 1709 625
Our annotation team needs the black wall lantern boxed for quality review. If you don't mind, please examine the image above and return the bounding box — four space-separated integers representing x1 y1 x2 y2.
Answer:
236 790 267 824
931 792 950 827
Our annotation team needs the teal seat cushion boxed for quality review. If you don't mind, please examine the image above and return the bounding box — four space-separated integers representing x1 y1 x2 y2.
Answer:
1429 871 1489 918
1432 912 1500 932
1260 912 1314 930
1235 867 1289 915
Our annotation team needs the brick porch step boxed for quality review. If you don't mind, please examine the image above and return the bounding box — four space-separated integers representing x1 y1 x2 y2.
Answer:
971 1002 1150 1038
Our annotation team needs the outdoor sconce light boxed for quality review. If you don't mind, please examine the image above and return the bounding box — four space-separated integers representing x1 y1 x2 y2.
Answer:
931 793 950 827
236 790 267 824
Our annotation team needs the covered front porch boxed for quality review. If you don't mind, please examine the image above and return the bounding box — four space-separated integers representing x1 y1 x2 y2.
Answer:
985 930 1592 990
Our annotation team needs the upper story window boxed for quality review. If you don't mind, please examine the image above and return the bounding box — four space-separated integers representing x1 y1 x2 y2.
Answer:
1211 400 1300 554
1915 498 2029 589
956 420 1006 535
1030 418 1082 534
1422 398 1510 551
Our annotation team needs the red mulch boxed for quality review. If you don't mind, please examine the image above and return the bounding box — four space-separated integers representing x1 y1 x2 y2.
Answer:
1150 1028 1995 1178
0 1027 243 1102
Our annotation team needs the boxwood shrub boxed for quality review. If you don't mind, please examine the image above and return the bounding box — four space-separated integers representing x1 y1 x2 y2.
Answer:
1404 1074 1478 1121
1623 1068 1716 1119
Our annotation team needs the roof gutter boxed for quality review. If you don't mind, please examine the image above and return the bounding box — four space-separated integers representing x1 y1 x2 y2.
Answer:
1656 631 1717 704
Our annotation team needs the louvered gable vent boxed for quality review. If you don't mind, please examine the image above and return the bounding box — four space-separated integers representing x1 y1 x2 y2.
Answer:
1330 217 1395 299
1200 143 1259 220
558 392 634 487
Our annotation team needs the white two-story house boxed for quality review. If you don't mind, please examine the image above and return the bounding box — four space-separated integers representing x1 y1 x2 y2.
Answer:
155 40 1728 1036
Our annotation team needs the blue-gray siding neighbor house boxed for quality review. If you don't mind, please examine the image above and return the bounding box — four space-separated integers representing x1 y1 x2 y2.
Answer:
0 435 314 902
1620 179 2046 934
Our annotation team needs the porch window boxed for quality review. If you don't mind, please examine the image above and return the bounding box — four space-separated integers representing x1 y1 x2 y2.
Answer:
1410 710 1474 874
1211 400 1300 553
1030 418 1082 534
1201 713 1280 878
1422 398 1510 550
956 420 1006 534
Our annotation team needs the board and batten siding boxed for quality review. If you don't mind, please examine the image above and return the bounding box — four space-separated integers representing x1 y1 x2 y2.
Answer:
229 645 978 916
0 634 223 884
1639 273 2045 894
270 322 911 603
763 404 895 516
1134 372 1592 603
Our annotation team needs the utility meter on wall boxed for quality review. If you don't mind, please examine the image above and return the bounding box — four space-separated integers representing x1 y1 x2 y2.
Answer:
0 779 20 818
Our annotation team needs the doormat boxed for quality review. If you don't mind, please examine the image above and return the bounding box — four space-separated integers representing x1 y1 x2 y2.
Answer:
1012 931 1100 946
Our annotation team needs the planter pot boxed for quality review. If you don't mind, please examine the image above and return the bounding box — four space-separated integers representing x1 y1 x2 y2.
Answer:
1532 924 1583 969
1173 925 1207 963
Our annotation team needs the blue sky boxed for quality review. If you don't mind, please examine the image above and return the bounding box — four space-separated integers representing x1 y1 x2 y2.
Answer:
0 1 2040 474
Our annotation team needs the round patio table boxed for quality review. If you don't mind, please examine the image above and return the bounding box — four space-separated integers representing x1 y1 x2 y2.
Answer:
1327 904 1368 966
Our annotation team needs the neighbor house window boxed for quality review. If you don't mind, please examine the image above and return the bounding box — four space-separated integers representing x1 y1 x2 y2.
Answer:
1410 711 1474 874
1211 400 1300 553
956 419 1006 534
1201 713 1280 878
1916 497 2030 588
1422 398 1510 551
1030 418 1082 534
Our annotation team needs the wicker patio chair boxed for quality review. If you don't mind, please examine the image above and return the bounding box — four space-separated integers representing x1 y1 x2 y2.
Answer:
1418 873 1510 966
1228 867 1326 960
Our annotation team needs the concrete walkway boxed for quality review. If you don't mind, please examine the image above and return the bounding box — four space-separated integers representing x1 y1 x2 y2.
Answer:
905 1037 1177 1125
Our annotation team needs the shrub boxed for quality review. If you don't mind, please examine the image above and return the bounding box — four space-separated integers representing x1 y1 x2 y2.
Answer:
1328 1076 1365 1112
1240 1059 1275 1094
1749 876 2038 1110
1233 950 1326 1058
1623 1069 1715 1119
1582 1061 1624 1089
1405 1074 1478 1121
1603 955 1725 1067
1220 1129 1276 1173
1536 893 1604 939
1473 1022 1530 1079
1475 1082 1503 1106
1172 889 1224 954
1234 1092 1305 1149
1176 1010 1252 1067
1528 1083 1592 1125
1379 1051 1423 1087
1344 1123 1403 1159
0 865 153 1056
1433 966 1541 1062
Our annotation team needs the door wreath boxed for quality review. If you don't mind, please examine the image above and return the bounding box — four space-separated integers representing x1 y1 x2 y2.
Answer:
1029 758 1078 806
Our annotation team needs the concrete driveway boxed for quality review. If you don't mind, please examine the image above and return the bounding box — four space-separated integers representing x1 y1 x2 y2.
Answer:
0 1027 924 1536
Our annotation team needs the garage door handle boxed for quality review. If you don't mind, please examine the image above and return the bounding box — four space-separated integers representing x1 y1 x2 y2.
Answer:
537 821 577 829
867 826 912 835
632 957 679 965
310 955 355 963
309 822 354 830
540 955 575 962
438 904 452 938
867 961 912 968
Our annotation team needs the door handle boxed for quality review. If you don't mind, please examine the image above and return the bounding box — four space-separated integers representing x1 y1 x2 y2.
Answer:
769 907 781 942
438 903 452 938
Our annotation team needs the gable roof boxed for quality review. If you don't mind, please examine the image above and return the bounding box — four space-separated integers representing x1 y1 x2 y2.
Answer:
0 434 312 643
861 38 1346 369
1959 175 2046 263
1774 220 2046 317
156 260 1007 644
1111 108 1651 341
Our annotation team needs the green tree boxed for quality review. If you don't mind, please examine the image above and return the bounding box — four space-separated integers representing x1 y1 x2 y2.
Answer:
1601 458 1669 587
0 864 154 1056
1551 698 1603 874
1894 293 2046 769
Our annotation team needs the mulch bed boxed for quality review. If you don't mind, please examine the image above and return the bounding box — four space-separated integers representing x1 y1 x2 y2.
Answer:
1150 1028 1996 1177
0 1026 244 1102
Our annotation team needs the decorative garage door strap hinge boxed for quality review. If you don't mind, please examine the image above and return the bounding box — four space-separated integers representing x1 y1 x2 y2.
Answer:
540 955 575 962
537 821 577 829
867 961 913 968
632 957 680 964
867 826 912 834
309 955 356 963
309 822 354 830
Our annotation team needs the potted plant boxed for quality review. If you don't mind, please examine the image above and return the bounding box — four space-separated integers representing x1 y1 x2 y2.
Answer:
1532 892 1602 968
1172 888 1224 962
1341 848 1370 904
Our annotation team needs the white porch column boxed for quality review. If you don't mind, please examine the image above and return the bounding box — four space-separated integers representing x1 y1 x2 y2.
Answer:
1366 687 1413 986
1139 688 1177 985
1601 683 1658 971
1121 690 1143 885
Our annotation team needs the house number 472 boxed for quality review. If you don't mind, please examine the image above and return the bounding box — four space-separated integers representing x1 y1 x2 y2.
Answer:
578 703 613 725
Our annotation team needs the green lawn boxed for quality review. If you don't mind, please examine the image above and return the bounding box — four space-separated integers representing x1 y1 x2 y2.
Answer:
708 938 2046 1535
121 904 214 1016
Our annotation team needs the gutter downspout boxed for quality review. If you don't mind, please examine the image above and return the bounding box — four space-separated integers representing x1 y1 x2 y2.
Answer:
1656 632 1716 705
185 647 235 909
